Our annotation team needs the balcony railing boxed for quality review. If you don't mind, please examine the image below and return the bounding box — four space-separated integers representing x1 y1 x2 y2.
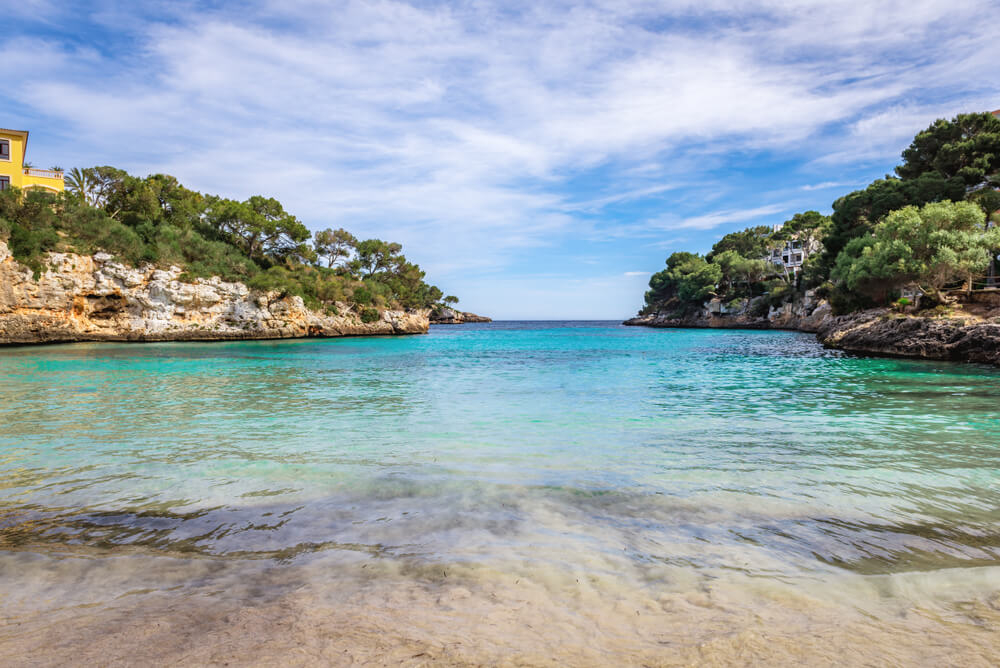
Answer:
23 168 64 180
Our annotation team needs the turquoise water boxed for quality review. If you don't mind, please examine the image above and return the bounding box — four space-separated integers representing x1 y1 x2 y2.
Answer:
1 322 999 664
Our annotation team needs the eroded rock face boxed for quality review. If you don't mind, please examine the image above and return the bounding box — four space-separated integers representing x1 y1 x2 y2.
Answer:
817 310 1000 366
623 294 833 333
625 292 1000 367
0 241 428 345
429 307 492 324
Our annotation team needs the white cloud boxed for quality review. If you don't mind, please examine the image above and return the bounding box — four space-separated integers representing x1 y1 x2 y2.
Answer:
800 181 855 191
659 204 790 231
6 0 1000 316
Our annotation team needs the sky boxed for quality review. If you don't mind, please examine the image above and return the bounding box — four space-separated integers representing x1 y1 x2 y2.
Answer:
4 1 999 319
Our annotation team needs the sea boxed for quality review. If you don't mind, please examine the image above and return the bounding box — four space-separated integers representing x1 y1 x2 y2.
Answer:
1 322 998 665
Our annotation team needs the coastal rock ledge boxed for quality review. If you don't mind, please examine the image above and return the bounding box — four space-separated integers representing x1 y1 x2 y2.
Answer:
0 241 428 345
429 306 492 324
625 294 1000 367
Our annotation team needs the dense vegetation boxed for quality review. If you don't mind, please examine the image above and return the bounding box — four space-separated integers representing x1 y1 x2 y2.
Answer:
643 111 1000 316
0 168 448 313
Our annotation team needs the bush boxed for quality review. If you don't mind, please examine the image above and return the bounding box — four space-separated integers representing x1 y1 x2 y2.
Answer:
360 307 380 323
352 284 374 305
747 297 770 318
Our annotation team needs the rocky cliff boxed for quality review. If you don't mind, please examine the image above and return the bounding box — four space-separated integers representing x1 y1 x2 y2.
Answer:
625 292 1000 367
0 241 428 345
429 306 492 324
624 293 834 333
817 309 1000 366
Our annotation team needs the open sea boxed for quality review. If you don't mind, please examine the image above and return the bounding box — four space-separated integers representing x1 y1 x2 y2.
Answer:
1 321 999 665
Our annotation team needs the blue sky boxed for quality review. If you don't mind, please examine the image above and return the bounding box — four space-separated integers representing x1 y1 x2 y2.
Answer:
5 1 999 318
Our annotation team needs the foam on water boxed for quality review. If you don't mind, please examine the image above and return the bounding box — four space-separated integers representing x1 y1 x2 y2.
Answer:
1 322 999 665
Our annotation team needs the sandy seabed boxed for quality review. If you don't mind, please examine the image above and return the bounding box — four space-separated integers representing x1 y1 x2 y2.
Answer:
2 550 999 667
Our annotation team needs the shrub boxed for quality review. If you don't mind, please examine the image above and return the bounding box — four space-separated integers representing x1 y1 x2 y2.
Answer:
747 297 770 318
360 307 380 323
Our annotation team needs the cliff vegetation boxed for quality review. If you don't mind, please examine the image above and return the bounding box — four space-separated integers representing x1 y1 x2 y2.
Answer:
0 167 451 318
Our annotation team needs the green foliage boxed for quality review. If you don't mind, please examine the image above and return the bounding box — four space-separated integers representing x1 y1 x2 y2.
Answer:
896 112 1000 186
205 195 312 262
832 201 998 302
360 307 380 323
645 252 721 306
313 227 357 268
766 280 795 307
819 175 966 275
968 188 1000 217
747 297 770 318
706 225 773 262
0 168 447 313
712 250 771 296
355 239 404 278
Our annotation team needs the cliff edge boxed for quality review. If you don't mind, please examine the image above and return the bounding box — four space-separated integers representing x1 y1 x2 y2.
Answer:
625 292 1000 367
429 306 492 324
0 241 428 345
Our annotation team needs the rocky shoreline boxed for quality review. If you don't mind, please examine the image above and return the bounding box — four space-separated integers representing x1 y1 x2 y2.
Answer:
624 294 1000 367
0 241 428 345
429 306 492 324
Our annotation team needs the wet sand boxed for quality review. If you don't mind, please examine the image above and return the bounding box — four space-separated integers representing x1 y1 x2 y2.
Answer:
3 549 999 667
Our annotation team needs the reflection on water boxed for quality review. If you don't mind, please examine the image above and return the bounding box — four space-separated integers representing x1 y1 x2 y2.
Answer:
1 322 999 665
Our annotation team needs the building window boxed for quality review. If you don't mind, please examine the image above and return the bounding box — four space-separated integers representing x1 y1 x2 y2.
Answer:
0 140 9 161
0 176 9 191
792 253 803 263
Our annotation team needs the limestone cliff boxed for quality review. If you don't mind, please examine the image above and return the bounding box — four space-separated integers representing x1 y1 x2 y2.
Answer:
0 241 428 345
623 293 834 333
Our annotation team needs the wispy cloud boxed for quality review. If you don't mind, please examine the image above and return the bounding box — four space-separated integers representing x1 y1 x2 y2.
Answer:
799 181 857 191
4 0 999 317
655 204 790 231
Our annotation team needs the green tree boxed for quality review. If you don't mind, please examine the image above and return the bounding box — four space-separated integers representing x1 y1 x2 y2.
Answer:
706 225 773 262
64 167 95 204
832 201 999 302
645 252 721 306
712 250 771 295
819 174 966 277
314 227 357 268
355 239 403 278
896 112 1000 187
206 195 311 262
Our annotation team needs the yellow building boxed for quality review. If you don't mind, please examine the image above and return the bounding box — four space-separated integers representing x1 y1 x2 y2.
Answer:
0 128 65 194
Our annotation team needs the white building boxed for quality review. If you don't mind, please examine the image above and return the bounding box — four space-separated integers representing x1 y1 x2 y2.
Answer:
765 223 818 274
768 239 808 271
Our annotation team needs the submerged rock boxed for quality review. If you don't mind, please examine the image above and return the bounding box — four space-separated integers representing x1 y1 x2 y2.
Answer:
0 241 428 345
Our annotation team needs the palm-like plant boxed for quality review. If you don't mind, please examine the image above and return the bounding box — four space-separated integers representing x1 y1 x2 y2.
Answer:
64 167 96 204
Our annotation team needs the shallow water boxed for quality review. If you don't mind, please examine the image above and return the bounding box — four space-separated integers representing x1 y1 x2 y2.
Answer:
1 322 999 665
